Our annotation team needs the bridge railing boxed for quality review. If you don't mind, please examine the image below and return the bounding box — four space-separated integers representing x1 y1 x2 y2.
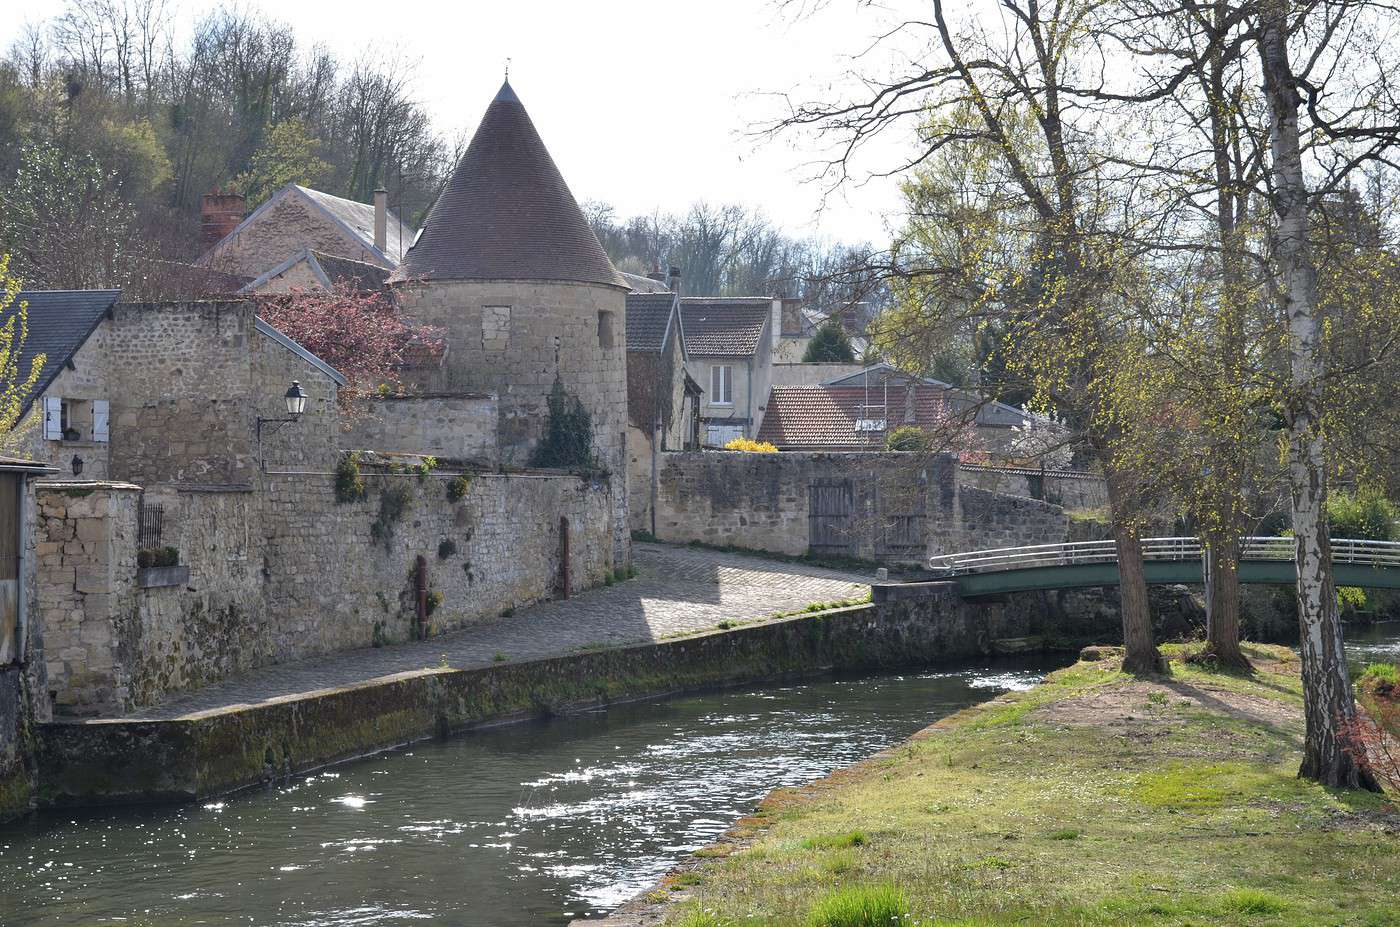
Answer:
928 536 1400 575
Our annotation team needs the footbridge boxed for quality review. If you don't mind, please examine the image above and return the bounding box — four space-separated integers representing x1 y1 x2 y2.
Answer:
928 537 1400 597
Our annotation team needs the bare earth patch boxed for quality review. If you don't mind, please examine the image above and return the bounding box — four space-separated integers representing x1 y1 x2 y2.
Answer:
1031 679 1299 732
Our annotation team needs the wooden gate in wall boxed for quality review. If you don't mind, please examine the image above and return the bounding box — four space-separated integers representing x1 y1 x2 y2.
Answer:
809 478 855 558
0 473 19 665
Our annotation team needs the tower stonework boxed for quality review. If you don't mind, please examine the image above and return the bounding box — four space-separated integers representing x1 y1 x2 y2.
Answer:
390 81 630 567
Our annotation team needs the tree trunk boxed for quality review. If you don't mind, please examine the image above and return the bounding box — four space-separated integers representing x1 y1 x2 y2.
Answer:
1257 1 1377 790
1205 533 1248 667
1105 467 1164 675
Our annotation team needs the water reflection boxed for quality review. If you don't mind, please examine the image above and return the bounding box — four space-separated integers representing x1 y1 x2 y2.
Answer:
0 658 1055 926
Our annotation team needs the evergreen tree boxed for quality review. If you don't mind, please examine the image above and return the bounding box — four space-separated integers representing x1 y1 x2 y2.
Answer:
803 320 856 363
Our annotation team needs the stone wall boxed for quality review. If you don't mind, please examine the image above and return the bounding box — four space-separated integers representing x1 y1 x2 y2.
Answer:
33 470 616 716
959 464 1109 511
395 278 631 564
654 452 1069 563
33 483 141 717
14 331 115 480
342 394 499 464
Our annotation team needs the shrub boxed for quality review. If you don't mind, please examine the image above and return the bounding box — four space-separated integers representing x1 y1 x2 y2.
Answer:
532 376 594 469
1327 488 1399 541
425 590 443 616
334 452 366 503
437 539 457 560
885 425 927 452
137 549 155 569
807 884 909 927
156 547 179 567
446 474 471 503
1338 585 1369 613
802 319 856 363
723 437 778 453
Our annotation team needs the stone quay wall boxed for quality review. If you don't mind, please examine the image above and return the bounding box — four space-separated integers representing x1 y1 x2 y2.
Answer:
653 452 1068 563
35 587 1076 808
342 393 500 464
33 470 615 717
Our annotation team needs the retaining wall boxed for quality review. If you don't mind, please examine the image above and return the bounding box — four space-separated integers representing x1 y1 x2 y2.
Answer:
35 586 1065 808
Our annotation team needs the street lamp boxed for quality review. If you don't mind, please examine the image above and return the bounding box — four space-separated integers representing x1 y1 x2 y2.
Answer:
256 381 308 471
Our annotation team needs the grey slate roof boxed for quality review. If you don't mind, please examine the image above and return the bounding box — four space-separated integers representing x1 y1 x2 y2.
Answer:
296 186 412 265
678 298 769 357
625 293 678 352
390 81 625 288
10 290 120 416
621 272 671 294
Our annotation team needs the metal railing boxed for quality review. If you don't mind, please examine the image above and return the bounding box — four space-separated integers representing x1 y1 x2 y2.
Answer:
928 536 1400 575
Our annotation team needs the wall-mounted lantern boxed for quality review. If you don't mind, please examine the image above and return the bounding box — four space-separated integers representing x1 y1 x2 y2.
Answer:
70 455 84 477
256 380 308 472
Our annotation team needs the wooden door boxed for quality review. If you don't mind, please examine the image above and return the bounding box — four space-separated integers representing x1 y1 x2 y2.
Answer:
809 478 854 558
0 474 19 664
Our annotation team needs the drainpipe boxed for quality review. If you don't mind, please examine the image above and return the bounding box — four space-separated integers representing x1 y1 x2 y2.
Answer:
650 421 660 537
414 554 427 638
745 357 753 438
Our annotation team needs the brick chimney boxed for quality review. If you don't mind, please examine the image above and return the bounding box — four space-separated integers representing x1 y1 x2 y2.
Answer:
373 187 389 254
200 189 245 254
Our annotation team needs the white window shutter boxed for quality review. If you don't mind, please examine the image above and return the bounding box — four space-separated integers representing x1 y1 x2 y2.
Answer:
93 400 110 443
42 397 62 440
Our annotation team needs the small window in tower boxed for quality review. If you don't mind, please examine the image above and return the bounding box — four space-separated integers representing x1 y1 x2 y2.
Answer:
597 310 615 349
482 306 511 350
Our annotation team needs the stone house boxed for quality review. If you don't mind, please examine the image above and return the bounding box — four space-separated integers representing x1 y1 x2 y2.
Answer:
757 363 1037 454
198 184 412 280
10 291 345 485
679 297 775 445
237 248 392 295
389 80 632 564
625 289 701 533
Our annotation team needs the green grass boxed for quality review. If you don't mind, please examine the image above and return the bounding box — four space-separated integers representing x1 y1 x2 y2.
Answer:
654 644 1398 927
1361 662 1400 687
807 884 908 927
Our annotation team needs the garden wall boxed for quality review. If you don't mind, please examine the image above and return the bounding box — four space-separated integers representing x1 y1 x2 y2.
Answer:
958 464 1108 511
33 470 615 717
653 452 1068 562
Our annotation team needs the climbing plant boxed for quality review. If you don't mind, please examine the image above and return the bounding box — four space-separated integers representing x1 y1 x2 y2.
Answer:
531 377 595 469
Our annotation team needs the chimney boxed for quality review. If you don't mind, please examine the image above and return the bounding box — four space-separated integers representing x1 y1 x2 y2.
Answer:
646 263 666 285
373 187 389 253
667 265 681 295
200 188 245 254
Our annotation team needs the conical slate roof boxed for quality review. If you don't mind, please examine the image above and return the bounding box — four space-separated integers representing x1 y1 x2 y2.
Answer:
391 81 625 288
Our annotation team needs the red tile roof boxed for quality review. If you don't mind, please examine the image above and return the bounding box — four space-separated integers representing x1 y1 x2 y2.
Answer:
757 385 957 450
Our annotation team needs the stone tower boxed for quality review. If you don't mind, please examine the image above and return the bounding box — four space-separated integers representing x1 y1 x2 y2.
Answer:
389 81 630 565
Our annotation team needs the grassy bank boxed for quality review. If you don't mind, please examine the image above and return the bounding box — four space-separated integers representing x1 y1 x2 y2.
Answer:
647 644 1400 927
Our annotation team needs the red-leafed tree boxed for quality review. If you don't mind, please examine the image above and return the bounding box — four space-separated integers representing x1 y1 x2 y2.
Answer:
257 282 443 408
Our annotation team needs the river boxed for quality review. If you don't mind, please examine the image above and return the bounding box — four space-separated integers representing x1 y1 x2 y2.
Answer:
4 625 1398 927
0 656 1059 926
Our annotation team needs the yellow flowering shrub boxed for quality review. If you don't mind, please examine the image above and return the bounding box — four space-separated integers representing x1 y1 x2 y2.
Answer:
724 437 778 453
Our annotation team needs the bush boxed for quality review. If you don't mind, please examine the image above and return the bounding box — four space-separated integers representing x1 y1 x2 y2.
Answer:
803 319 856 363
425 590 443 616
137 549 155 569
1327 488 1399 541
885 425 927 452
155 547 179 567
446 474 471 503
807 884 909 927
334 452 366 503
1338 585 1369 613
532 377 594 469
723 437 778 453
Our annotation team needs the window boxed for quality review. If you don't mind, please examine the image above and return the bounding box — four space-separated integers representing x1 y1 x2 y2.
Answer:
710 364 733 405
42 397 108 443
597 310 615 349
481 305 511 350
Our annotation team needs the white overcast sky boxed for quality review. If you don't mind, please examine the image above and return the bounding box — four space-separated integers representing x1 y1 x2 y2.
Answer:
4 0 919 245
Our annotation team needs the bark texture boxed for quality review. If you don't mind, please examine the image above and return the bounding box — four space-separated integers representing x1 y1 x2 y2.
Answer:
1258 0 1376 790
1106 467 1165 675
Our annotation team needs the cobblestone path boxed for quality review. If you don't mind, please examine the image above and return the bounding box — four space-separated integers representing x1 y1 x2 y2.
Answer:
122 543 872 720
